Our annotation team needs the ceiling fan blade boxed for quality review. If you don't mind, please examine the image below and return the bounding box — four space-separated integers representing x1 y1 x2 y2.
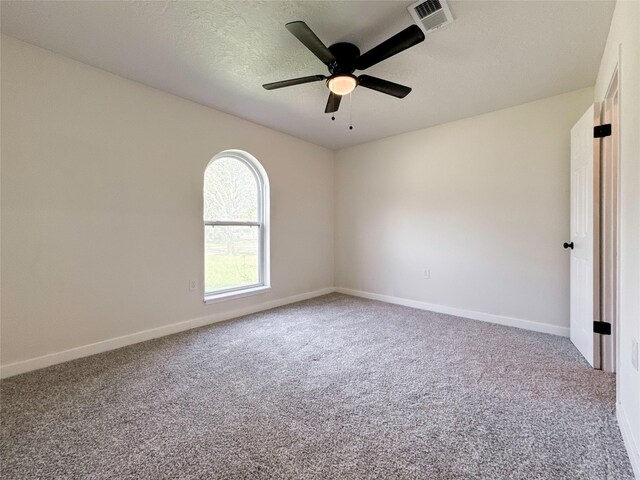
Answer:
286 21 336 66
263 75 326 90
358 75 412 98
325 92 342 113
356 25 425 71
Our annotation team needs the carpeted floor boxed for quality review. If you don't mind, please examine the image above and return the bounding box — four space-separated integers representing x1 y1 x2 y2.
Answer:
0 293 633 479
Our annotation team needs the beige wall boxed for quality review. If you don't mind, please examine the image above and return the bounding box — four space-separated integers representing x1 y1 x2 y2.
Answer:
335 88 594 332
0 36 335 369
595 0 640 474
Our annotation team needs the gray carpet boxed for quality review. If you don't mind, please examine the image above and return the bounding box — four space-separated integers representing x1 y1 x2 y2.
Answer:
0 293 633 479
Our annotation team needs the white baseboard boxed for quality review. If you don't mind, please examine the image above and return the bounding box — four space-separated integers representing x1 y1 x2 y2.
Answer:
336 287 570 337
0 286 572 379
0 287 336 379
618 402 640 479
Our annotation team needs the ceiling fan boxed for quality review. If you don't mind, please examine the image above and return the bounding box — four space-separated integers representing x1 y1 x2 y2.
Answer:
263 21 425 114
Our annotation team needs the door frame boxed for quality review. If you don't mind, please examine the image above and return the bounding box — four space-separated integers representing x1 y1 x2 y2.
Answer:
599 63 620 374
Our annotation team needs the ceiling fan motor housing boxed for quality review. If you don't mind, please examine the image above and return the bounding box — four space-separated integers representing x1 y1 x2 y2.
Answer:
328 42 361 74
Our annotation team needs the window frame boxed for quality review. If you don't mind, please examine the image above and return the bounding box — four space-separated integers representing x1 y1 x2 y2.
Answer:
203 150 270 303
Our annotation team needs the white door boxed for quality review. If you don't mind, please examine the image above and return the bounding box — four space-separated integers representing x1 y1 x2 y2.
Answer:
569 105 599 367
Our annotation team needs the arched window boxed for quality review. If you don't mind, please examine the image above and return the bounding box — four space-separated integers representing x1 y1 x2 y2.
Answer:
204 150 269 301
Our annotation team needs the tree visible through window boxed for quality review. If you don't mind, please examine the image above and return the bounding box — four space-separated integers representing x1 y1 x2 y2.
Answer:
204 151 269 297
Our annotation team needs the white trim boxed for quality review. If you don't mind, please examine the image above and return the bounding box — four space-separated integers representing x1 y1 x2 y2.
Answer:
618 402 640 479
0 286 574 378
0 287 335 379
336 287 570 337
204 285 270 304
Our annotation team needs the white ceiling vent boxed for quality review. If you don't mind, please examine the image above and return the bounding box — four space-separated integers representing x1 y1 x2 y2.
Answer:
408 0 454 35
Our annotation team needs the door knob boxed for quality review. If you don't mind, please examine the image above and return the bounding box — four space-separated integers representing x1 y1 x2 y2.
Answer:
563 242 574 249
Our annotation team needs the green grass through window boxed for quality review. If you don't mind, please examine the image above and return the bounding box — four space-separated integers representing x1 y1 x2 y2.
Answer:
205 240 258 293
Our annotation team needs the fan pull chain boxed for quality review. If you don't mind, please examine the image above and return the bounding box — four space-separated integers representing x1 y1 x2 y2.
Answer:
349 92 353 130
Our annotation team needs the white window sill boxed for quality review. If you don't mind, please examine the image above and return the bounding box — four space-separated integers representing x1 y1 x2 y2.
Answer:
204 285 271 304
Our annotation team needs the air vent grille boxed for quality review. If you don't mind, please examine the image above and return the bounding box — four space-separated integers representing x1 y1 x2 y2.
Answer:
408 0 454 34
415 0 442 20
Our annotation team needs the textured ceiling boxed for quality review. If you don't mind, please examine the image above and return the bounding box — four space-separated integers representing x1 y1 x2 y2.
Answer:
1 1 614 150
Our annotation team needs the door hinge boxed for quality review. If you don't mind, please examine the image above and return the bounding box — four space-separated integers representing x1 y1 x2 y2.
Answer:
594 124 612 138
593 321 612 335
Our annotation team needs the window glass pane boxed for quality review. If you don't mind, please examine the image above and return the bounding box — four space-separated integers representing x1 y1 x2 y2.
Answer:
205 225 259 293
204 158 258 222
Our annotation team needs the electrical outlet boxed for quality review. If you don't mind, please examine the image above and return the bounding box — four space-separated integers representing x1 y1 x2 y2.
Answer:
632 338 639 371
423 269 431 279
189 279 198 292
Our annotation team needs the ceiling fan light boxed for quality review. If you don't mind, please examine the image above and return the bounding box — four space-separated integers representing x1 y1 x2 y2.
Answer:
328 75 357 95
